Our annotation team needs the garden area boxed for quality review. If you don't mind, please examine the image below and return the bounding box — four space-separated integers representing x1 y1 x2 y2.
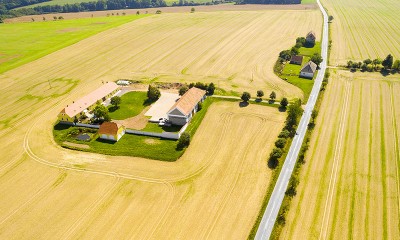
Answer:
53 123 184 161
276 40 321 101
108 91 150 120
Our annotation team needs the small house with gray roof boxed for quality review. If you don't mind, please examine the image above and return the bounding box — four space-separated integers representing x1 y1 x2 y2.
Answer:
300 61 317 79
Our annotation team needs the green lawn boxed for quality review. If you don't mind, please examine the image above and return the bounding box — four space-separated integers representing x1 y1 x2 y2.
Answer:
0 15 147 74
108 91 150 120
53 124 183 161
298 41 321 57
142 122 182 133
301 0 316 4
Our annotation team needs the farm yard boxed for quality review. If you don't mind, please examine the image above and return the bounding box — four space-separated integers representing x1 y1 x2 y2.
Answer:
278 71 400 239
324 0 400 65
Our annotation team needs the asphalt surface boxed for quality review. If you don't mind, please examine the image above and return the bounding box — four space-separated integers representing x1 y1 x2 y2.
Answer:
254 0 329 239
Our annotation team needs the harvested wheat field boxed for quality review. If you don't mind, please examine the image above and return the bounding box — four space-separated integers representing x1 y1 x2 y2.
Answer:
1 9 321 100
323 0 400 65
0 95 285 238
279 70 400 239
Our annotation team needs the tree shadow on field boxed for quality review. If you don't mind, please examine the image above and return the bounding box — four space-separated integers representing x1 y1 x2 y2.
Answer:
278 106 287 112
108 106 119 113
239 101 249 108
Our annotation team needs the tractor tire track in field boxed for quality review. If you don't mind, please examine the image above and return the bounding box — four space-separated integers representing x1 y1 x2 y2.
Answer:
202 114 268 239
318 79 351 240
390 83 400 235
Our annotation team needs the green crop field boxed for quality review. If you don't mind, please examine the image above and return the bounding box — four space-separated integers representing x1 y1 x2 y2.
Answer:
0 15 146 74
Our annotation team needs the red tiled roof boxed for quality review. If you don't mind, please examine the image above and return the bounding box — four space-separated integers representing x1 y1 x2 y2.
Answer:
62 82 118 118
169 87 206 116
98 122 122 135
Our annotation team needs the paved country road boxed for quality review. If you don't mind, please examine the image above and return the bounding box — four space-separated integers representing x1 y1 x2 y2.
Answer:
254 0 329 239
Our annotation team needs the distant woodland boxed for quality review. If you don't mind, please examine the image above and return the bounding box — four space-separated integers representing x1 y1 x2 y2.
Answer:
0 0 302 22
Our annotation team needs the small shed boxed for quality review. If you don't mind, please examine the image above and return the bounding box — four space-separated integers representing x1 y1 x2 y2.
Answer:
300 61 317 79
99 122 126 141
290 55 303 65
306 31 316 46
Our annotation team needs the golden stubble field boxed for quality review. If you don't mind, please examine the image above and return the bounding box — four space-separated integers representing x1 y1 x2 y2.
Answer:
1 9 321 100
0 8 320 238
280 70 400 239
0 100 285 239
324 0 400 65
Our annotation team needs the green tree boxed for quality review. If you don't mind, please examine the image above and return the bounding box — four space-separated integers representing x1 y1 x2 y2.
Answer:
156 10 162 14
278 129 290 138
147 85 161 101
207 82 215 95
191 7 195 13
285 99 302 131
382 54 394 69
177 132 190 149
363 58 372 65
275 138 286 148
328 15 334 22
179 85 189 96
393 60 400 71
311 109 318 122
241 92 251 102
270 148 283 159
279 50 292 61
256 90 264 99
93 104 110 121
290 46 299 56
110 96 121 108
270 91 276 102
280 97 288 108
311 53 323 66
136 11 140 15
373 58 382 65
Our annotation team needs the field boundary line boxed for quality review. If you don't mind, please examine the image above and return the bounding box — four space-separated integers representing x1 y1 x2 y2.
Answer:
318 79 351 240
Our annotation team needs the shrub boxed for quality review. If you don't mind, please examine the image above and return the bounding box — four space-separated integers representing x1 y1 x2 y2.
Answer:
197 102 203 111
156 10 162 14
177 132 190 149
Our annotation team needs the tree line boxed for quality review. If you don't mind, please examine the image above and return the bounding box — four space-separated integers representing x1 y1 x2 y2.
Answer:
346 54 400 73
0 0 167 21
235 0 300 4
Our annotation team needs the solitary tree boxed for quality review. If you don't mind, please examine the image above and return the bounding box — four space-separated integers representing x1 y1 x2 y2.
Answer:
43 17 46 21
311 53 323 66
110 96 121 108
241 92 251 102
136 11 140 15
328 15 334 22
256 90 264 99
58 16 64 20
179 85 189 96
93 104 110 121
280 97 288 108
191 7 195 13
147 85 161 101
382 54 394 70
270 91 276 102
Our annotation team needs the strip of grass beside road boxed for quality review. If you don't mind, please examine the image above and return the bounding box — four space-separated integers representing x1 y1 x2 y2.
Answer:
0 14 147 74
